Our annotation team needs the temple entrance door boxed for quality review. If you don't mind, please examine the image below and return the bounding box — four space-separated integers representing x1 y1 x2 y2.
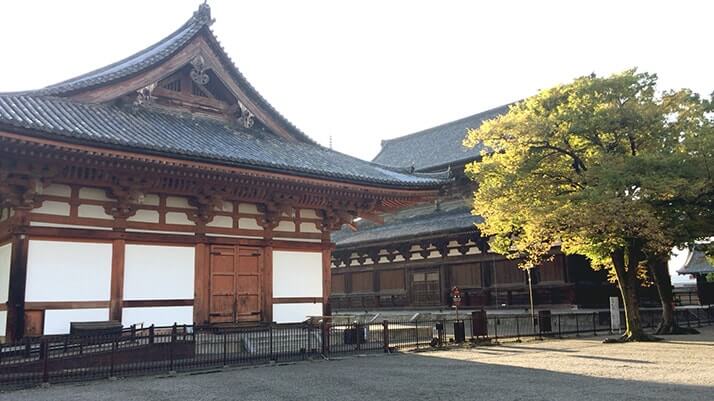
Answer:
209 245 263 324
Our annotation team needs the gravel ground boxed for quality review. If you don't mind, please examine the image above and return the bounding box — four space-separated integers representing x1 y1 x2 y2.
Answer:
2 326 712 401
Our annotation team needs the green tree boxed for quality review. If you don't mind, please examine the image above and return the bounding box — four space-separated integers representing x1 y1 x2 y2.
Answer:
464 70 712 341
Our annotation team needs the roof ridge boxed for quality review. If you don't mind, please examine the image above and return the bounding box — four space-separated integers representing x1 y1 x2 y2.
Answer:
34 6 210 94
380 103 513 146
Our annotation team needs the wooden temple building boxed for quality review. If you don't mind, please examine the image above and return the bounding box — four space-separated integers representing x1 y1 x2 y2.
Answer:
330 106 615 311
677 248 714 305
0 4 447 341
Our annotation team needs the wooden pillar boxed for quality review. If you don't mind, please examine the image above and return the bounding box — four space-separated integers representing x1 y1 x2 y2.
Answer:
109 239 125 323
322 241 332 317
193 242 209 325
263 241 273 323
6 233 29 341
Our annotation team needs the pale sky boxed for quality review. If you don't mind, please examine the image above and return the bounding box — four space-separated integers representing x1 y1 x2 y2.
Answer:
1 0 710 282
1 0 712 161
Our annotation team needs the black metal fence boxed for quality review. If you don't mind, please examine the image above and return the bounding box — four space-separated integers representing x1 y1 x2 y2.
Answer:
1 306 711 388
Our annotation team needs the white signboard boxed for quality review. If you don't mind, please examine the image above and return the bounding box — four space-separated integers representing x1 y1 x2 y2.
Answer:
610 296 621 332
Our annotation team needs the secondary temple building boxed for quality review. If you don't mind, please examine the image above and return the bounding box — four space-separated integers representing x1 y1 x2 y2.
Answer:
0 4 446 341
330 106 613 310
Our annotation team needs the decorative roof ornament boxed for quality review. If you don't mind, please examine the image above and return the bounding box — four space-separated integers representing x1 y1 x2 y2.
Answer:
190 55 210 85
193 1 214 26
134 83 156 107
238 104 255 129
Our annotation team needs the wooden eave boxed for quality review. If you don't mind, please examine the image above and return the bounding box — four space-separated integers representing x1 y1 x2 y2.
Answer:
0 129 439 210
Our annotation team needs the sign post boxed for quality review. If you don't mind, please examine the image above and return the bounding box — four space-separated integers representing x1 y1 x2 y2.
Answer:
451 287 465 343
609 296 621 334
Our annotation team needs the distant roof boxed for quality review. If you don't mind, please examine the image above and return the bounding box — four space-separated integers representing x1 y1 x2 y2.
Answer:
0 95 446 188
677 250 714 275
373 104 510 171
332 202 481 248
0 4 449 190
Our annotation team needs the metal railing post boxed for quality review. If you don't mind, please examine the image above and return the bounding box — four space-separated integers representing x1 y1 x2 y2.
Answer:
169 324 177 373
223 331 228 367
515 316 520 340
269 324 274 361
109 339 117 379
382 320 389 353
558 314 562 338
494 317 499 340
575 314 580 337
415 319 419 349
592 312 597 336
41 339 49 385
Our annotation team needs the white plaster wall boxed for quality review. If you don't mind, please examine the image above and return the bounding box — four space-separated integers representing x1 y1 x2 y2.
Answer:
124 245 195 300
299 222 321 233
274 221 296 232
34 201 71 216
141 194 160 206
127 209 160 223
238 203 260 214
79 187 111 201
44 308 109 335
273 303 322 323
273 251 322 298
207 216 233 228
42 184 72 197
78 204 113 220
0 242 11 303
0 310 6 336
166 196 192 208
300 209 319 219
122 306 193 327
26 241 112 302
166 212 194 225
238 217 262 230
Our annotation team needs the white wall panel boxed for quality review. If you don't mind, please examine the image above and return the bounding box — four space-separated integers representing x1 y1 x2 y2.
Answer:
34 201 71 216
44 308 109 335
273 303 322 323
0 243 11 303
78 204 113 220
78 187 111 201
26 241 112 302
122 306 193 327
124 245 195 300
273 251 322 298
0 310 6 336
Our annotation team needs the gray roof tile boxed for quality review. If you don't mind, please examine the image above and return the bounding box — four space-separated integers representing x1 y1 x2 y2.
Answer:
0 95 447 188
373 104 509 171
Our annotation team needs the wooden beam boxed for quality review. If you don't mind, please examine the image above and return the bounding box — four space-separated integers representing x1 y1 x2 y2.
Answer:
109 239 125 322
6 232 29 341
272 297 322 304
263 240 273 322
122 299 193 308
25 301 110 310
193 242 209 325
322 242 332 317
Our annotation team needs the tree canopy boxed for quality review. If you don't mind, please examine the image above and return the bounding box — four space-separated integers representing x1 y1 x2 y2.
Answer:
464 69 713 340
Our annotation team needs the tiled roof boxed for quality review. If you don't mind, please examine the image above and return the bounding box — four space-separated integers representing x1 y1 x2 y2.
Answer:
0 95 447 188
373 104 510 171
17 4 313 144
332 202 480 247
677 250 714 275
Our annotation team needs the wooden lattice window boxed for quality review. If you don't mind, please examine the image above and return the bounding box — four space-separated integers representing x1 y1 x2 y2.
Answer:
161 78 181 92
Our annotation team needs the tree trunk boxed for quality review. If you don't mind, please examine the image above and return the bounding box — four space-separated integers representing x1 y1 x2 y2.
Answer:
649 255 699 335
607 246 657 342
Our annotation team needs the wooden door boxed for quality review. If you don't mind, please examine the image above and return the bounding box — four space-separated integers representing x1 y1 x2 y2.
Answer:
209 246 237 323
209 245 263 324
235 247 262 322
